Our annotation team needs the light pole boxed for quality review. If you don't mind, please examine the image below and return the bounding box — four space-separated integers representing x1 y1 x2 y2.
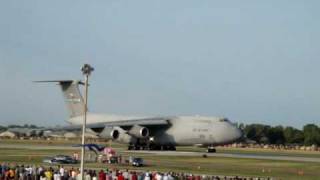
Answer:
80 64 94 180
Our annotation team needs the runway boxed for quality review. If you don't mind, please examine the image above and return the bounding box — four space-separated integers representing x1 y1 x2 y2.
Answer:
124 150 320 163
0 143 79 150
1 143 320 163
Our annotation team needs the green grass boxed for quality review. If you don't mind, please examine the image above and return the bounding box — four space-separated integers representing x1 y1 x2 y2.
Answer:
1 139 320 179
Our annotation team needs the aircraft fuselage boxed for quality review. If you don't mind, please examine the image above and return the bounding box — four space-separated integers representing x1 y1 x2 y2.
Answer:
69 114 243 147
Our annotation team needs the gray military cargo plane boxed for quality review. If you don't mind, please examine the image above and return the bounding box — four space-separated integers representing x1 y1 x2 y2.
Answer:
37 80 243 152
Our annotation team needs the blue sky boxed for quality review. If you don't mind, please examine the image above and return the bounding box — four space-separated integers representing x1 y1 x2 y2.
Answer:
0 1 319 128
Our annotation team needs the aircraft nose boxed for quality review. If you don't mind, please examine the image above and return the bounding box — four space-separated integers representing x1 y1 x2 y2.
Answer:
229 124 244 142
234 128 244 141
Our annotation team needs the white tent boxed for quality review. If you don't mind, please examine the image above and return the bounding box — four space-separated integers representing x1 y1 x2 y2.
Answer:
84 132 98 138
64 132 78 138
0 131 17 138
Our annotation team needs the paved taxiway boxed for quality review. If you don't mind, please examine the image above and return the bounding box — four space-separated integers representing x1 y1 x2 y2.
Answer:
125 150 320 163
0 143 79 150
1 143 319 163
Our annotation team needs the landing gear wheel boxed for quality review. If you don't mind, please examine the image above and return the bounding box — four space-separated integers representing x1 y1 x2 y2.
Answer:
169 146 176 151
128 144 135 150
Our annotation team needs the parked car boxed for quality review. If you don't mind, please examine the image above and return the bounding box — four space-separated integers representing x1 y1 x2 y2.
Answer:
43 155 78 164
131 157 144 167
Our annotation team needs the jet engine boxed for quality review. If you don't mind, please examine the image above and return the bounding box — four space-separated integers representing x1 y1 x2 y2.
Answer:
115 127 137 144
128 125 149 138
99 126 137 144
99 126 120 140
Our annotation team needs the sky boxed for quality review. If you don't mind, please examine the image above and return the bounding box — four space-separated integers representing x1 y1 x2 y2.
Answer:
0 1 319 128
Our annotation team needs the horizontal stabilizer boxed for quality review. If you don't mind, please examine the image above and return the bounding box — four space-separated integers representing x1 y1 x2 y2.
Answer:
34 80 84 85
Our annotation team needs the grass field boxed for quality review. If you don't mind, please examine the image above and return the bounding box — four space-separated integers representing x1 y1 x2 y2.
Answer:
0 139 320 179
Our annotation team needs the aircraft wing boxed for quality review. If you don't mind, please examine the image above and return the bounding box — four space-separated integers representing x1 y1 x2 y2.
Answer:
88 117 170 130
61 117 171 131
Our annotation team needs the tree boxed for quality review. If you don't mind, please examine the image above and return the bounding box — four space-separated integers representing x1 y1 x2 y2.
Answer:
243 124 305 145
266 126 285 144
283 126 304 144
244 125 257 140
303 124 320 146
0 125 7 131
244 124 271 143
8 124 22 128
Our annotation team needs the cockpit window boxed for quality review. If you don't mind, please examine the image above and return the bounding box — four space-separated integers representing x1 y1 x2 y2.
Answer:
219 118 229 122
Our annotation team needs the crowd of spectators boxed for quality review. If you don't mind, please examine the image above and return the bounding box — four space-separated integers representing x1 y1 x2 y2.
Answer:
0 163 272 180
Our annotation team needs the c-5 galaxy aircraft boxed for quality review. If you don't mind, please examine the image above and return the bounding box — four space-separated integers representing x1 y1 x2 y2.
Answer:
38 80 243 152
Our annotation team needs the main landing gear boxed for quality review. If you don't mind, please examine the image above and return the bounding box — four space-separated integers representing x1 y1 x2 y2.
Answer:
128 144 176 151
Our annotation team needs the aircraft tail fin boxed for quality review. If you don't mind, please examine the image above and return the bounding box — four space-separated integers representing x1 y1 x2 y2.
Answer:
35 80 85 118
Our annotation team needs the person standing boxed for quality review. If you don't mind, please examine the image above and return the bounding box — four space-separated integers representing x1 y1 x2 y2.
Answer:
8 168 15 180
25 166 32 180
39 167 45 180
18 165 25 180
105 170 111 180
84 171 91 180
92 171 97 180
137 173 143 180
54 171 61 180
98 170 105 180
59 166 64 178
71 168 76 180
117 172 124 180
130 172 137 180
44 168 53 180
122 170 129 180
143 172 150 180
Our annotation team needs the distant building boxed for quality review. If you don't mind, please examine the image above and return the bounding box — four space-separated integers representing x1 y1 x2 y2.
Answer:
64 132 78 138
84 131 98 139
0 131 17 138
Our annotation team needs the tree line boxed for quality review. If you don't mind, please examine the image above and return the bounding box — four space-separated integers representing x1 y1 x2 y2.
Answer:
239 123 320 146
0 124 41 131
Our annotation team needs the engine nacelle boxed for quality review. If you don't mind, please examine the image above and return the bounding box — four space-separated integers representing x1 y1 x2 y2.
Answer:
116 127 137 144
128 125 149 138
99 126 137 144
99 126 120 140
